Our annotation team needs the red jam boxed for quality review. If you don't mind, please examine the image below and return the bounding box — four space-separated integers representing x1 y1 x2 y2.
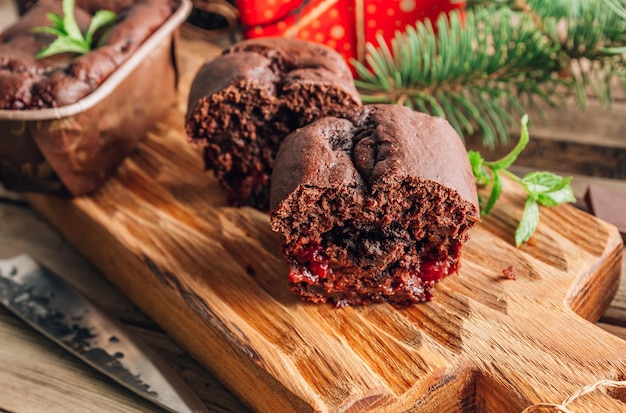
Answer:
419 257 451 283
291 242 331 283
420 244 462 283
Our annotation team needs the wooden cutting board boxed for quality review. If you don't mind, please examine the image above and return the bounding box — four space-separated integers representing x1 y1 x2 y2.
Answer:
25 30 626 412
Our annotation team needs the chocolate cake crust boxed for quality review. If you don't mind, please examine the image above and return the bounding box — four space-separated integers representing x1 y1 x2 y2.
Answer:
270 104 479 307
185 37 361 210
270 106 478 209
0 0 174 109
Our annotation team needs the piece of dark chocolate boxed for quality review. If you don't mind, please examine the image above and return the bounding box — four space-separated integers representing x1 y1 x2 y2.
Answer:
585 184 626 241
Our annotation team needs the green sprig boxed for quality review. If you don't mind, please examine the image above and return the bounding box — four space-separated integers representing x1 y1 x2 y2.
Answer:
468 115 576 246
353 0 626 147
32 0 116 59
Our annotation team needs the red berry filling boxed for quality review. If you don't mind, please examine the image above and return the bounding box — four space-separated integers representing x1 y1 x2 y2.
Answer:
419 257 451 283
287 240 464 306
419 243 462 283
290 242 331 284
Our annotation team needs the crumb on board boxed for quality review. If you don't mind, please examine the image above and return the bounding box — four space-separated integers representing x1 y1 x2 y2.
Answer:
503 265 516 280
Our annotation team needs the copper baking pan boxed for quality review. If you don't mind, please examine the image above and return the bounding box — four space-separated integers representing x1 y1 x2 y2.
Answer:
0 0 192 196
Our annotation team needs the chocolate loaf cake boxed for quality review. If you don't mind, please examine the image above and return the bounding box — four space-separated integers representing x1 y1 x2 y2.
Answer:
270 104 480 307
185 38 361 210
0 0 182 196
0 0 174 109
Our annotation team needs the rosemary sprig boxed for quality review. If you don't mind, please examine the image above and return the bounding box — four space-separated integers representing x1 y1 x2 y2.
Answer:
32 0 116 59
468 115 576 246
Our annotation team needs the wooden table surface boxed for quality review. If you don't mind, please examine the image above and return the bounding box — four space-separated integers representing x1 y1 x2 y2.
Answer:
2 2 626 412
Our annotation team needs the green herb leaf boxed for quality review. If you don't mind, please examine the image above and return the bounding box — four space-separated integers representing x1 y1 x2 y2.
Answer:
537 183 576 206
470 114 576 246
521 172 576 208
515 198 540 246
31 0 115 59
31 26 66 36
62 0 83 40
85 10 116 46
35 36 89 58
482 170 502 216
46 13 65 31
467 150 491 186
485 114 530 170
521 171 567 194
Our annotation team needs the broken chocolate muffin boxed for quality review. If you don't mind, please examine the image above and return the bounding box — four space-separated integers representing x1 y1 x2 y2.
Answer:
270 104 480 307
185 37 361 210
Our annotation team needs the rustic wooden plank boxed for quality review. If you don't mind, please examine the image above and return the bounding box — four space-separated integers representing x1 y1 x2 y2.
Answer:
467 135 626 180
602 279 626 327
525 98 626 149
466 96 626 180
0 199 157 327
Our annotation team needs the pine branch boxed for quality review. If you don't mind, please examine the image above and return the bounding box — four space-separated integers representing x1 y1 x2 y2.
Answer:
531 0 626 107
353 1 626 147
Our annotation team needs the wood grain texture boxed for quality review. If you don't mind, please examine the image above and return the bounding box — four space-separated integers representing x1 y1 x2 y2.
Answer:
19 32 626 412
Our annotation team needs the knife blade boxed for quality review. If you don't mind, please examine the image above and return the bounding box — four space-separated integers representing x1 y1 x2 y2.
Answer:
0 254 209 413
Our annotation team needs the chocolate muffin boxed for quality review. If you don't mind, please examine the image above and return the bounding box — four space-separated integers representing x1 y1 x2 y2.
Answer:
0 0 174 109
270 104 480 307
185 37 361 210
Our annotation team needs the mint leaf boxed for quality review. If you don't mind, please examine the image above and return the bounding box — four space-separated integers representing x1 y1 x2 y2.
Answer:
46 13 65 31
32 0 116 59
486 114 530 170
521 171 567 194
515 198 539 246
36 36 89 58
537 184 576 207
85 10 116 46
522 172 575 207
31 26 66 36
468 150 490 186
62 0 83 40
469 114 576 247
482 171 501 216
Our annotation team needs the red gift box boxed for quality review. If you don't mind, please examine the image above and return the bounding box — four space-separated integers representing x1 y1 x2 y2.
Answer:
236 0 465 65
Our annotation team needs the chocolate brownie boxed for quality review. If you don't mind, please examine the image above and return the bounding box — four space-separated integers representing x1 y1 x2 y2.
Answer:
270 104 480 307
0 0 174 109
185 38 361 210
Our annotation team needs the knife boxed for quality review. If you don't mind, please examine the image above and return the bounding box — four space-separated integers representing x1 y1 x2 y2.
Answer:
0 254 209 413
